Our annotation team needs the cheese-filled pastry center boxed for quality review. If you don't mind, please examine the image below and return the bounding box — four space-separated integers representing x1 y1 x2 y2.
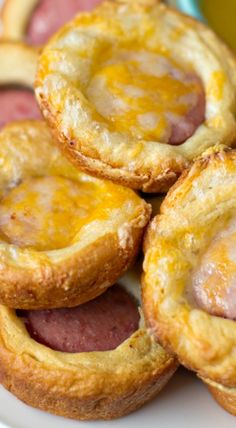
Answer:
87 49 205 145
0 176 102 251
192 217 236 320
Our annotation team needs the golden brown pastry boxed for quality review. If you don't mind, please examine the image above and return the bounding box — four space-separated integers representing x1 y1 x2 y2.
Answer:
201 377 236 416
36 0 236 193
0 41 41 127
142 147 236 415
0 281 178 420
1 0 105 45
0 120 150 309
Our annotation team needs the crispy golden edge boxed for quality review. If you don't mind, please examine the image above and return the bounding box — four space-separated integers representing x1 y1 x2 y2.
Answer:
1 0 38 41
39 98 184 194
36 0 236 193
0 120 151 309
201 376 236 416
142 148 236 387
1 230 145 309
0 305 178 420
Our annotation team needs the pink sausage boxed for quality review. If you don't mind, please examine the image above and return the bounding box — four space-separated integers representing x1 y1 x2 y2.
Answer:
27 0 104 45
0 89 41 128
169 79 205 145
21 285 140 353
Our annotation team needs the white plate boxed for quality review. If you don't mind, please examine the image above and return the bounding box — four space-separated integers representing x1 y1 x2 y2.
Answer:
0 368 234 428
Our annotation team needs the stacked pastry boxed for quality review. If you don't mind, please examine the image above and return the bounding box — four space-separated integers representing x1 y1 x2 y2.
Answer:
0 0 235 421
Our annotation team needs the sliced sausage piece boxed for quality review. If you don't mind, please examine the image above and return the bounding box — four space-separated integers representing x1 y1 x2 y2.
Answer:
21 285 140 352
27 0 104 45
168 85 205 145
191 217 236 320
0 88 41 128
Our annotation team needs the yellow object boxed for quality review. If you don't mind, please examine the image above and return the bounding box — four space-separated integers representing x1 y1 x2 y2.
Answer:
0 120 151 310
88 48 202 143
0 303 177 420
142 147 236 415
0 176 99 251
201 0 236 51
36 0 236 194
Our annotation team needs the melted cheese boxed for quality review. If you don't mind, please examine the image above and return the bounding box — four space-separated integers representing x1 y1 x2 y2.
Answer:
87 49 203 142
192 217 236 319
207 71 226 101
0 176 138 251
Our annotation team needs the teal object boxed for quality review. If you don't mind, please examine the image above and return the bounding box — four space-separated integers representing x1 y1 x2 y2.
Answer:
174 0 206 23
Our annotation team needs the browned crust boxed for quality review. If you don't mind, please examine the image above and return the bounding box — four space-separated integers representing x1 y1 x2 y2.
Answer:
62 138 181 194
35 0 236 193
0 120 151 309
143 147 236 254
38 94 186 194
142 147 236 387
141 278 177 356
0 351 177 420
0 221 148 310
160 146 234 209
143 147 234 254
0 311 178 420
201 377 236 416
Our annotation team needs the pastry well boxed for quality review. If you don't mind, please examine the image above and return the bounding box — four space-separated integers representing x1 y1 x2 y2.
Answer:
142 148 236 414
0 281 178 419
36 0 236 192
0 120 151 309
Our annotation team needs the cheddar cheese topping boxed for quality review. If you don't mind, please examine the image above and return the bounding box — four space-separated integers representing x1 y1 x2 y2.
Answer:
87 48 204 143
0 175 139 251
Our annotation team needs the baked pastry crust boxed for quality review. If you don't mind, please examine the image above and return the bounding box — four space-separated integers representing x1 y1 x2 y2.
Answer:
201 376 236 416
36 0 236 193
142 148 236 399
0 120 151 309
0 302 178 420
1 0 38 42
0 40 38 87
